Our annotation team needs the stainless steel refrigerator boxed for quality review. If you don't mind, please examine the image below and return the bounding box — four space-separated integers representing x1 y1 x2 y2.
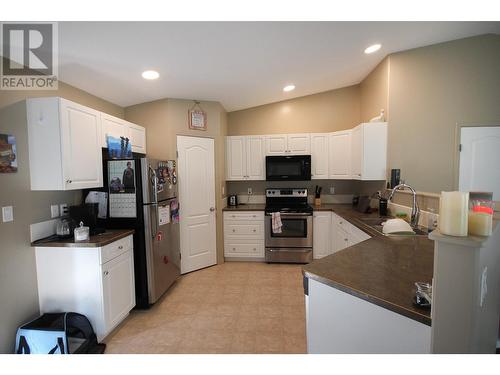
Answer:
103 157 180 308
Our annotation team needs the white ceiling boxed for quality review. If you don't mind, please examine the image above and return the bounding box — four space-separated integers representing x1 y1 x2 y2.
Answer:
57 22 500 111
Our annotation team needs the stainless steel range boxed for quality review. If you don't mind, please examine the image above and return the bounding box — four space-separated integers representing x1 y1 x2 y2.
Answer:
265 188 313 263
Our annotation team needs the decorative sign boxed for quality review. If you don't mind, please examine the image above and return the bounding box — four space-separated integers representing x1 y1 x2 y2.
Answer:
188 101 207 131
0 133 17 173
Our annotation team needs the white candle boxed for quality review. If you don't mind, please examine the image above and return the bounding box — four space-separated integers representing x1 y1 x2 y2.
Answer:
439 191 469 236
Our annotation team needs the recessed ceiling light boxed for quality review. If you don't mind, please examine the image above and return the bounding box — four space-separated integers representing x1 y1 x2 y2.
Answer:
142 70 160 80
364 44 381 54
283 84 295 92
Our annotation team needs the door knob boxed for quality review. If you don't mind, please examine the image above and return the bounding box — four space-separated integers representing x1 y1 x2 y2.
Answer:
210 207 215 212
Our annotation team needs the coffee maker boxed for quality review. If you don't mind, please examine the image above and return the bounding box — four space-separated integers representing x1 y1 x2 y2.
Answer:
69 203 106 235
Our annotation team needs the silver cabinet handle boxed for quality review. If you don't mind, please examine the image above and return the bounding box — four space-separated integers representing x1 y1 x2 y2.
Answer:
210 207 215 212
66 179 72 184
118 246 123 249
103 271 109 276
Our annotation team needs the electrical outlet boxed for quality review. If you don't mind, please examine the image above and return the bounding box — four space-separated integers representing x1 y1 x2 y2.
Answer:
60 203 68 216
50 204 60 218
330 187 335 194
2 206 14 222
247 187 253 195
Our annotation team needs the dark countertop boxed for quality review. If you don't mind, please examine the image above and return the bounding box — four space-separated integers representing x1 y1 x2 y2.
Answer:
303 204 434 326
32 229 135 248
222 204 266 211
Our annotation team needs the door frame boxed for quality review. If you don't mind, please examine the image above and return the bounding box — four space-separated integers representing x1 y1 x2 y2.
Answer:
176 134 217 274
453 122 500 191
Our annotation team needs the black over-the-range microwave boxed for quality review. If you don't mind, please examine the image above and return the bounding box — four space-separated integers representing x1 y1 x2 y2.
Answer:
265 155 311 181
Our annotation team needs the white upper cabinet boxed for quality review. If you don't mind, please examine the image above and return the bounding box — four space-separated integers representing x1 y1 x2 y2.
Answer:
101 113 128 147
101 113 147 154
311 133 330 179
246 136 266 180
226 136 265 180
287 133 311 154
328 130 352 179
265 133 311 155
265 134 288 155
351 122 388 180
27 97 103 190
127 122 147 154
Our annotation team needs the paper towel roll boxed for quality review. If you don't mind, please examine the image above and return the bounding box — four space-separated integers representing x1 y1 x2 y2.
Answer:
439 191 469 236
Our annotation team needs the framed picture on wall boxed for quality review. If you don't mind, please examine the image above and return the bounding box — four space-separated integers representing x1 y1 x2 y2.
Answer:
0 133 17 173
188 101 207 131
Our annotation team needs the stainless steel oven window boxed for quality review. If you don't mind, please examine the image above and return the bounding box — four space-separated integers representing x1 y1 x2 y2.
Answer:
270 218 308 238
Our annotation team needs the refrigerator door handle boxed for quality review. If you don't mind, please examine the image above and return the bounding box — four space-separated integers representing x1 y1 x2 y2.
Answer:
149 164 158 205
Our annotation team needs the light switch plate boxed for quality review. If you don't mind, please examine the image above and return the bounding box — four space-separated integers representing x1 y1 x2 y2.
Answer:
247 187 253 195
60 203 68 216
330 187 335 194
50 204 60 218
2 206 14 222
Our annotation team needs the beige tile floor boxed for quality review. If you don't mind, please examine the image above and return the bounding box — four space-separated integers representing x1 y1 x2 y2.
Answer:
105 262 307 354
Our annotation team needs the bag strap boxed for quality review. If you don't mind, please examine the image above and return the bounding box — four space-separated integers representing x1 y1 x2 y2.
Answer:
48 337 65 354
16 336 30 354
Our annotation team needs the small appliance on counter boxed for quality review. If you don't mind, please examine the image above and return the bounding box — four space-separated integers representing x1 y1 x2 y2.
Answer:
69 203 105 236
56 217 76 239
314 185 322 207
355 196 372 213
228 194 238 206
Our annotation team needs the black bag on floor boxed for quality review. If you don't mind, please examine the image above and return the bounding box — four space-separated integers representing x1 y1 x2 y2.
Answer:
15 312 106 354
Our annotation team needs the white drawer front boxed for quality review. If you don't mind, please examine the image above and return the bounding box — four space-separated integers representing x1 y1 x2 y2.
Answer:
101 235 133 264
224 222 264 238
224 241 264 257
223 211 264 221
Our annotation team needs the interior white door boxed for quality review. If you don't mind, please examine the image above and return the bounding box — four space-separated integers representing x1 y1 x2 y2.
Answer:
177 136 217 274
459 126 500 200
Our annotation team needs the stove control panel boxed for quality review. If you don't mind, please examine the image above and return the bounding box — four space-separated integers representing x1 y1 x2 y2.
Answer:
266 188 308 197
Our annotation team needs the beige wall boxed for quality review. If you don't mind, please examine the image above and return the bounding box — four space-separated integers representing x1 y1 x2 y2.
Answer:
360 57 389 123
0 84 123 353
387 34 500 193
228 85 360 135
125 99 228 264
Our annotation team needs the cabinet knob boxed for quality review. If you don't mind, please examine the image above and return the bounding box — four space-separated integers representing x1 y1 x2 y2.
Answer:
104 271 109 276
232 229 235 232
344 238 348 242
232 247 236 250
339 221 343 224
66 179 72 184
253 229 256 232
210 207 215 212
253 248 256 251
252 215 256 218
118 246 123 250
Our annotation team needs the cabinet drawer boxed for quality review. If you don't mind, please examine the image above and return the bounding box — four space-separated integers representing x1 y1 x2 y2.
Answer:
223 211 264 221
224 241 264 257
224 222 264 238
100 235 133 264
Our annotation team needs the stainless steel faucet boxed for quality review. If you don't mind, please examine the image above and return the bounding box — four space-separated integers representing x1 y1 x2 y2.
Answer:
388 183 420 227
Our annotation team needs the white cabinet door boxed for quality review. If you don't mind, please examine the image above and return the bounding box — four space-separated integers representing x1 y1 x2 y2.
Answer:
311 133 329 179
102 250 135 334
226 136 247 180
350 125 363 180
101 113 127 148
265 134 288 155
246 136 265 180
127 122 147 154
287 133 311 155
313 212 332 259
60 99 103 190
329 130 351 179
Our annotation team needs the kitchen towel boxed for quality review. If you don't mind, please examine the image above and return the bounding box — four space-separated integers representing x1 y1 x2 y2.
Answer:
271 212 282 234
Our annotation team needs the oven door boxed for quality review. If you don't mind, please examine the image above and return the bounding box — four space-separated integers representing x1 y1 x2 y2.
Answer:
265 213 313 248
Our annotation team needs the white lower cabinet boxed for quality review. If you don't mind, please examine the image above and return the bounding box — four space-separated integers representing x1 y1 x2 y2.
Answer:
35 235 135 342
224 211 265 259
313 211 332 259
313 211 371 259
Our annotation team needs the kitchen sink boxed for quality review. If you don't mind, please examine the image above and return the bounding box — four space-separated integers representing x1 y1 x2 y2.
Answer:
355 217 430 237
